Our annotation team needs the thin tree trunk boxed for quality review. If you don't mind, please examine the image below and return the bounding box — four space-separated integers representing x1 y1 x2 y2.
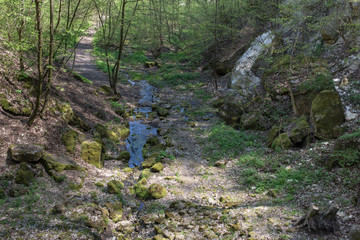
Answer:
28 0 43 126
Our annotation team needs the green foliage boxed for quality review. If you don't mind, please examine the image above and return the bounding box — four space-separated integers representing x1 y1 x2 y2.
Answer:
203 123 261 163
123 51 148 65
330 149 360 168
339 128 360 140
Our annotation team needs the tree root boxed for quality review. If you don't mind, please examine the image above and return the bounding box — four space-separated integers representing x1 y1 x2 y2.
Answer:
295 203 339 232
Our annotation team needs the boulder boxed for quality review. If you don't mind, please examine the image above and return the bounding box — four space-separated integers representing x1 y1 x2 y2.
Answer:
140 168 152 180
107 180 124 194
57 102 73 124
15 162 35 186
151 162 164 172
81 140 105 168
292 89 322 116
146 136 160 146
156 107 169 117
240 112 270 131
267 126 283 147
9 144 44 163
310 90 345 139
40 153 81 172
320 22 339 44
134 180 149 200
271 133 293 150
105 202 123 223
117 151 130 161
61 129 79 154
148 184 167 199
289 116 311 144
142 158 156 168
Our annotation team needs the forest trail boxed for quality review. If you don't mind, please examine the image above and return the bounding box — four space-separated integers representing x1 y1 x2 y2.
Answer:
71 28 109 87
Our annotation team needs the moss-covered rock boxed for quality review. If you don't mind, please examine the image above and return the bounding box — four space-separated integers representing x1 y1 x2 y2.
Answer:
134 181 149 200
142 158 156 168
310 90 345 139
94 123 130 141
9 144 45 163
117 151 130 161
62 129 79 154
146 136 160 146
15 162 35 186
57 102 73 124
151 162 164 172
107 180 124 194
140 168 152 180
123 167 132 173
69 114 90 131
240 113 270 131
105 202 123 223
112 124 130 139
148 184 167 199
271 133 293 150
267 126 283 147
156 107 169 117
98 85 113 96
81 140 104 168
40 153 81 173
289 116 311 144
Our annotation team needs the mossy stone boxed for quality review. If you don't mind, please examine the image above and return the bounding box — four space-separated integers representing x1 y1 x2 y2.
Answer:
156 107 169 117
21 107 32 116
40 152 81 172
267 126 282 147
148 184 167 199
0 187 6 199
310 90 345 139
62 129 79 154
81 140 104 168
15 162 34 186
117 151 130 161
105 202 123 223
107 180 124 194
123 167 132 173
146 136 160 146
112 124 130 139
271 133 293 150
57 102 73 123
0 98 10 110
142 158 156 168
9 144 45 163
134 181 149 200
151 162 164 172
140 168 152 180
289 116 311 144
69 114 90 131
98 85 113 96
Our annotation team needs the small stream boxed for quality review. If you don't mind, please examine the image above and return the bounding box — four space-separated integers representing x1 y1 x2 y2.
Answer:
126 80 158 168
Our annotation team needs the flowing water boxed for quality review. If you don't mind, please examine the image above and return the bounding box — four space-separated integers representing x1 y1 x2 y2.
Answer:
126 80 158 168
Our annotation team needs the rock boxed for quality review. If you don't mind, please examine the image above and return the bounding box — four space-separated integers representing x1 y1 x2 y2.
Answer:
146 136 160 146
145 61 156 68
134 181 149 200
117 151 130 161
40 153 81 172
320 22 339 44
289 116 311 145
98 85 113 96
349 225 360 240
9 144 45 163
15 162 35 186
267 126 283 147
240 112 270 131
107 180 124 194
61 129 79 154
271 133 293 150
94 123 130 141
52 203 66 214
149 184 167 199
140 168 152 180
151 162 164 172
267 189 277 198
57 102 73 123
142 158 156 168
81 140 105 168
105 202 123 223
292 89 323 116
0 187 5 199
310 90 345 139
156 107 170 117
116 220 133 233
345 110 358 121
69 114 90 131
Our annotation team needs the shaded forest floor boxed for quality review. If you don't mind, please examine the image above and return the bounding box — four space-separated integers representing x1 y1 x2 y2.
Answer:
0 29 359 240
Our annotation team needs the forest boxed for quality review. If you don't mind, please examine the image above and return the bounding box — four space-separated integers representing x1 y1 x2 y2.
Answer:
0 0 359 239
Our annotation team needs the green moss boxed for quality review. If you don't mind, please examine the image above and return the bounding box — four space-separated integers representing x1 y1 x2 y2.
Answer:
15 162 34 186
0 187 5 199
81 140 104 168
142 158 156 168
140 168 152 180
95 182 104 187
57 102 74 123
267 126 282 147
98 86 113 96
62 129 79 154
21 107 32 116
148 184 167 199
0 98 10 110
117 151 130 161
134 181 149 200
69 114 90 131
151 163 164 172
289 116 310 144
72 71 93 84
146 136 160 146
104 202 123 223
107 180 124 194
271 133 293 150
156 107 169 117
40 153 81 172
123 167 132 173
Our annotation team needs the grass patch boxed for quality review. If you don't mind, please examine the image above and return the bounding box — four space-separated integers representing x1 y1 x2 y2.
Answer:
203 123 262 163
123 51 148 65
72 71 93 84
